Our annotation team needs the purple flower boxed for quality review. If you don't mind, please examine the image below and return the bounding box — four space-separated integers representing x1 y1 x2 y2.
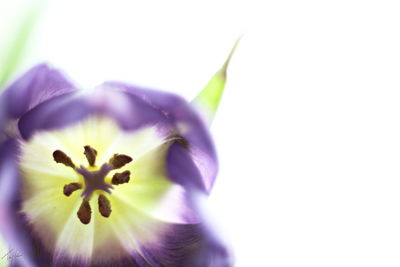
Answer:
0 63 233 267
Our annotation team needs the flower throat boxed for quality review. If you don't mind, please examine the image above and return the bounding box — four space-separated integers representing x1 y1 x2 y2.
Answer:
53 145 132 224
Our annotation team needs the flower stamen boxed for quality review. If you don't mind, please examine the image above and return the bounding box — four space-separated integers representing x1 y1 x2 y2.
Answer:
53 150 75 168
109 154 132 169
111 170 131 185
84 145 97 166
98 194 112 218
77 199 92 224
53 146 133 224
63 182 82 196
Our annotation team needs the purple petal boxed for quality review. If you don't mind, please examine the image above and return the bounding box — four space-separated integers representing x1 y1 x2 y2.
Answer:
0 139 38 267
166 142 205 191
135 223 233 267
89 86 173 131
51 253 91 267
1 63 77 119
18 91 91 140
150 183 202 224
18 86 174 141
89 257 142 267
102 82 218 193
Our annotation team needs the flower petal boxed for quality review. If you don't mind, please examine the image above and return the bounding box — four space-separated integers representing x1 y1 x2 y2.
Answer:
0 139 38 267
18 91 91 140
102 82 218 193
17 86 174 141
114 142 201 224
129 222 233 267
89 86 173 132
1 63 77 119
166 142 204 190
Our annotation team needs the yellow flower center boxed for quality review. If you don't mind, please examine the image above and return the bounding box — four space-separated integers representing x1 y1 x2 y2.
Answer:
18 116 176 262
52 145 133 224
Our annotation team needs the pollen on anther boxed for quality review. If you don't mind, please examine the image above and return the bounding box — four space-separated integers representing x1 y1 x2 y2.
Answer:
98 195 112 218
63 182 82 196
109 154 132 169
53 150 75 168
77 199 91 224
84 145 97 166
111 170 131 185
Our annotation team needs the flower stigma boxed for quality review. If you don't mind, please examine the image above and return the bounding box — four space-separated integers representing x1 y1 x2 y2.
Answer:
53 145 132 224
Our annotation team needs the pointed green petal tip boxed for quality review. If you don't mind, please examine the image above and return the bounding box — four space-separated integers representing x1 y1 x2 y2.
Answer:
0 0 47 89
192 36 242 127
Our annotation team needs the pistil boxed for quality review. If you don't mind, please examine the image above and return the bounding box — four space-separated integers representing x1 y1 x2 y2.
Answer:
76 164 114 200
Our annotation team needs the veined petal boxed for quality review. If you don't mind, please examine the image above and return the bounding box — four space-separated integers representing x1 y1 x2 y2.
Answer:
167 142 204 190
112 143 200 224
17 86 173 141
129 222 233 267
0 64 78 140
1 63 77 119
0 139 37 267
18 91 91 140
102 82 218 193
89 86 173 132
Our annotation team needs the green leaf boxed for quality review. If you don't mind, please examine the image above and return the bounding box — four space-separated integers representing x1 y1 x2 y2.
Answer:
0 0 46 89
192 37 241 126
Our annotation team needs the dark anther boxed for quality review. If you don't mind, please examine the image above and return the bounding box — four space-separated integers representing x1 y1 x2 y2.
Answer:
109 154 132 169
111 170 131 185
98 195 112 218
175 135 189 149
63 182 82 196
77 199 91 224
53 150 75 168
84 145 98 166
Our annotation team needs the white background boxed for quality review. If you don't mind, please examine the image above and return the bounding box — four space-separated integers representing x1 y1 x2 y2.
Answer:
2 0 400 266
